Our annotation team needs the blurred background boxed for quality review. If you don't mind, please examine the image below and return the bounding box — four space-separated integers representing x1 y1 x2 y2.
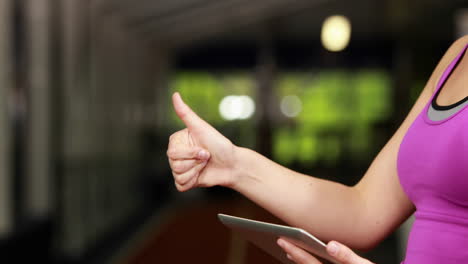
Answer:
0 0 467 263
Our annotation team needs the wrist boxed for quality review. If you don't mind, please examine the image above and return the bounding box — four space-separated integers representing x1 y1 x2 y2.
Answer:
223 146 252 190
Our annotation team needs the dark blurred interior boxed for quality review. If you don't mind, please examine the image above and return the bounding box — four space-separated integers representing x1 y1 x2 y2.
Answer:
0 0 467 263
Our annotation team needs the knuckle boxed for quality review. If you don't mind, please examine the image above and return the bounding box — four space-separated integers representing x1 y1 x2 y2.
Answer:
168 130 184 144
168 134 177 146
190 148 198 157
175 179 192 192
177 129 187 138
171 130 182 138
166 148 175 158
174 181 183 192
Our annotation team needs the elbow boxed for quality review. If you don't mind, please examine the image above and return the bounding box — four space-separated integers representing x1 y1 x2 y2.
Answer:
353 239 380 252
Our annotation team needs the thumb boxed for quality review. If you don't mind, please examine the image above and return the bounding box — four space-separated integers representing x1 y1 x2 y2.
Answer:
172 92 207 132
326 241 374 264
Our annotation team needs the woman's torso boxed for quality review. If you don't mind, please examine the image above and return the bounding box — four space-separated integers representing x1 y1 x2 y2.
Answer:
397 43 468 263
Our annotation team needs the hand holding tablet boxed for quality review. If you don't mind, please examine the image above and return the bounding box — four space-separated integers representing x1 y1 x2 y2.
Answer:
218 214 340 264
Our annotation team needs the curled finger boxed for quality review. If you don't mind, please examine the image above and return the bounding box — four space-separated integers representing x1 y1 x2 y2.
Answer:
326 241 374 264
170 158 204 174
167 146 210 160
174 173 199 192
277 238 322 264
173 160 207 186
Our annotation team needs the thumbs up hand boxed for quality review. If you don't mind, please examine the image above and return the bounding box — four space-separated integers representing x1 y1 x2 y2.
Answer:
167 92 239 192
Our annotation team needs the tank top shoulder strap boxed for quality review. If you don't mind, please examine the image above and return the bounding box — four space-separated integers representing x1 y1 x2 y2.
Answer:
430 43 468 101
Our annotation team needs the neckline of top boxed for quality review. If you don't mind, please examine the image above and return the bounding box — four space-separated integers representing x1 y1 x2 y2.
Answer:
424 43 468 125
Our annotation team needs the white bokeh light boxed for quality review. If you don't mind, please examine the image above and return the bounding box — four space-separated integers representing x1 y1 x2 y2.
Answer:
219 96 241 120
280 95 302 117
321 15 351 52
219 95 255 120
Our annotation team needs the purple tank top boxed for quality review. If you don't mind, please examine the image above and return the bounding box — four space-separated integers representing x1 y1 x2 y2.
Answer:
397 43 468 263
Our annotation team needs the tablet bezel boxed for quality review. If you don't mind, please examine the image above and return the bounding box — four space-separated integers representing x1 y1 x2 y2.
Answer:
218 213 340 264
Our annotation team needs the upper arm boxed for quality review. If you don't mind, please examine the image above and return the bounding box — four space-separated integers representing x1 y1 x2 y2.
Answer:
352 35 468 249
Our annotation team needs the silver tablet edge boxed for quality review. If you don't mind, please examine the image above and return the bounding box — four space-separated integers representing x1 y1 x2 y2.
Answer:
218 214 327 247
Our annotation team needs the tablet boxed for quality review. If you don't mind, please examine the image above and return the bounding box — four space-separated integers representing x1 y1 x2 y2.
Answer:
218 214 340 264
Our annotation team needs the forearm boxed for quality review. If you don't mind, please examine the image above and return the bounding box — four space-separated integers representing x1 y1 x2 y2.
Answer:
229 147 369 249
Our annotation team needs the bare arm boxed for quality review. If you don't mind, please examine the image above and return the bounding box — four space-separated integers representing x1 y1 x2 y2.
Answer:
167 36 468 251
230 36 468 250
228 81 433 250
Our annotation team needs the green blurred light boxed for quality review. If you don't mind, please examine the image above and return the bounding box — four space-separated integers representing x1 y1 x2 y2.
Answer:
169 72 224 126
170 69 392 168
354 70 391 122
273 128 297 165
274 69 391 167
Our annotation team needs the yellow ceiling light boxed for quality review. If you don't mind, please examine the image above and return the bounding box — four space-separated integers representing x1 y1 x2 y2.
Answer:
321 15 351 52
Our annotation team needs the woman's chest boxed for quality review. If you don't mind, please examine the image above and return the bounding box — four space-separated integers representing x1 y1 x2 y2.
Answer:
397 114 468 206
